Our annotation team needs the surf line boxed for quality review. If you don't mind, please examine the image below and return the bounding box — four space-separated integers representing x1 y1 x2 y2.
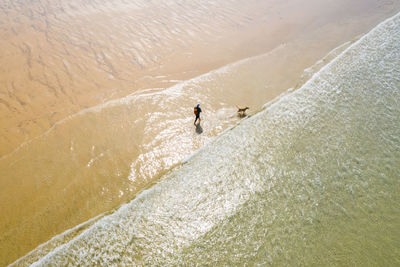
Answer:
0 43 287 162
9 211 109 266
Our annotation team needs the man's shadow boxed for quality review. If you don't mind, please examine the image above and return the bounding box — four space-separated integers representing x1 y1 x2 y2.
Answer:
195 122 203 134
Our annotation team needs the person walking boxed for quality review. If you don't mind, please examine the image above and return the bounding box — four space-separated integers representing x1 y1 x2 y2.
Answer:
193 104 202 125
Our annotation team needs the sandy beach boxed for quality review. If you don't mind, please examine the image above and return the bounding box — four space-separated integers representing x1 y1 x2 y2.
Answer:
1 0 400 265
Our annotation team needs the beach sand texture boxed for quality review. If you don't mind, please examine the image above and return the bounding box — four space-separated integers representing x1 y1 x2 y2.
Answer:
1 0 399 265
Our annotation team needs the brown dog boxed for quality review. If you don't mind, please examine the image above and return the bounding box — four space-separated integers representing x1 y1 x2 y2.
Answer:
236 105 249 116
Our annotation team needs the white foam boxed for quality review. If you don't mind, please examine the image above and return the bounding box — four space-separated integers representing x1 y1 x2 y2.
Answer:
16 11 400 266
9 212 107 267
0 43 287 162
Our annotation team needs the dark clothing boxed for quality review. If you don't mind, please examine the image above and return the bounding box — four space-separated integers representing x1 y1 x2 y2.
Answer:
194 107 202 118
194 106 202 125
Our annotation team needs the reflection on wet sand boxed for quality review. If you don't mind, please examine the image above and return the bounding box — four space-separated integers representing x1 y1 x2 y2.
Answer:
0 0 271 157
1 0 400 265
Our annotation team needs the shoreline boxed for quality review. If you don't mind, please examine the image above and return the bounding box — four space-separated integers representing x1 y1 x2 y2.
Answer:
7 12 393 264
1 0 400 157
18 10 400 264
2 0 400 265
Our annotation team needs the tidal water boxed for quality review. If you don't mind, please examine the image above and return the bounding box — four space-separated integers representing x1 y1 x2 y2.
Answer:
13 11 400 266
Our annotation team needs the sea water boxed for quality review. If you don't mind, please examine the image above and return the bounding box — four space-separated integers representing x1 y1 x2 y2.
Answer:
15 11 400 266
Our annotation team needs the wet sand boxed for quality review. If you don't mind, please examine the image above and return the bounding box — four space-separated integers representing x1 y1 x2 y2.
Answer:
1 0 400 265
1 0 398 158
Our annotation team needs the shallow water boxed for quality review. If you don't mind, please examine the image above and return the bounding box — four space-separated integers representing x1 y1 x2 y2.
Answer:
16 11 400 266
2 0 400 265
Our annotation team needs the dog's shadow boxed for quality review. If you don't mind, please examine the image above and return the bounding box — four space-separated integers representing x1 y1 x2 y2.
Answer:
237 112 247 118
195 123 203 134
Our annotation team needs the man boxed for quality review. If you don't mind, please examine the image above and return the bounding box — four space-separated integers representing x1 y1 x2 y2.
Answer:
193 104 202 125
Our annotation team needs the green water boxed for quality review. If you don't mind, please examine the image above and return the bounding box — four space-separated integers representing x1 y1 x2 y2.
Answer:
18 11 400 267
175 13 400 266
